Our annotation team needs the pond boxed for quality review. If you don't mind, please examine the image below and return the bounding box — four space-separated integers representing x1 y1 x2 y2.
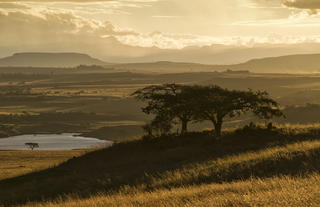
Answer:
0 133 112 150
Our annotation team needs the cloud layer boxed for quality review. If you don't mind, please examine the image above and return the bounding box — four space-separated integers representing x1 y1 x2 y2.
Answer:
1 0 320 64
0 0 111 2
0 3 30 9
282 0 320 9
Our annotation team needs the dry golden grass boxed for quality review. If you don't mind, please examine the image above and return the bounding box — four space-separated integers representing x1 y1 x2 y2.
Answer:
16 174 320 207
2 126 320 207
3 139 320 207
0 150 86 180
145 140 320 189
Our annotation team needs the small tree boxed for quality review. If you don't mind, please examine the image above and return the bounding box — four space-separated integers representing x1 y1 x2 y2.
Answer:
25 143 39 150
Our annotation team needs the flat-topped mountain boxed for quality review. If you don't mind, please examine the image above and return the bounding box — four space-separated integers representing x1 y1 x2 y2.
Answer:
0 53 107 67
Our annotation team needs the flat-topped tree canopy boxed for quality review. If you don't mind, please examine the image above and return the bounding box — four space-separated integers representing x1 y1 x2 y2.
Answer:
25 143 39 150
187 85 284 136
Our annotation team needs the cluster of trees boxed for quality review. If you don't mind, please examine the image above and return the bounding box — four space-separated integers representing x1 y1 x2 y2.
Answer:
133 84 284 137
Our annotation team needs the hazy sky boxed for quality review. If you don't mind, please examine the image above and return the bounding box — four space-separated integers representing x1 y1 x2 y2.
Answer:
1 0 320 63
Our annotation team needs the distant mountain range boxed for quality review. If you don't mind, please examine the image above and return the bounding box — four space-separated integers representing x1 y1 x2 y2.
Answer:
113 54 320 73
0 52 107 67
0 52 319 73
225 54 320 73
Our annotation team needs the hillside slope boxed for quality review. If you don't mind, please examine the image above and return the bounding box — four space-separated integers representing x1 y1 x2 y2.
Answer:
230 54 320 73
112 53 320 74
0 53 107 67
18 174 320 207
1 126 320 206
0 52 319 73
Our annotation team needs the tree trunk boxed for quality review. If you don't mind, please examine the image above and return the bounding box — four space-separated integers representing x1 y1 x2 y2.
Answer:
181 120 188 135
213 119 223 137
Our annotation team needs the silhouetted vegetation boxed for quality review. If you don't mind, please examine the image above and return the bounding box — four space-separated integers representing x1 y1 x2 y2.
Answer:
133 84 283 137
25 143 39 150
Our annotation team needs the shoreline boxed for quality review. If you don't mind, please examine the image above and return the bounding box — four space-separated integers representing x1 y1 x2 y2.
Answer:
0 133 113 151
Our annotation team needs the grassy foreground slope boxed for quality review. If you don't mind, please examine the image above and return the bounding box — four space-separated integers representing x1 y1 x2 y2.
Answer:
19 174 320 207
1 125 320 206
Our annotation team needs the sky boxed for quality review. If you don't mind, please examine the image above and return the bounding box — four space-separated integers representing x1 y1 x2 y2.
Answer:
1 0 320 64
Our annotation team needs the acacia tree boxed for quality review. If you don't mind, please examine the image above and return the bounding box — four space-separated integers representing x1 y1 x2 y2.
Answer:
132 84 195 135
190 85 284 137
133 84 284 137
25 142 39 150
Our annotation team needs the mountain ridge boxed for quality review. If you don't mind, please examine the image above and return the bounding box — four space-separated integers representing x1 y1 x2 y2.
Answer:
1 52 320 73
112 53 320 73
231 53 320 73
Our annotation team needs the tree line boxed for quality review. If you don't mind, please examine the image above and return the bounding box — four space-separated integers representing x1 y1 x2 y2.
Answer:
132 84 284 137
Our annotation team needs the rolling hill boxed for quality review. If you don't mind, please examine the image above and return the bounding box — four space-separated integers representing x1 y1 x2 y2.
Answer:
112 61 219 73
1 125 320 206
112 53 320 74
228 54 320 73
1 52 320 74
0 52 107 67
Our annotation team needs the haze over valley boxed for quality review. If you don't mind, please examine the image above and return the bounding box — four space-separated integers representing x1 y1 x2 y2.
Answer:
1 52 320 74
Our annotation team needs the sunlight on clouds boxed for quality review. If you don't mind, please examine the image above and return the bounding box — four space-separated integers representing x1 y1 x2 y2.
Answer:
1 2 320 50
152 15 183 18
233 9 320 26
116 32 320 49
1 0 320 62
0 2 30 9
283 0 320 9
